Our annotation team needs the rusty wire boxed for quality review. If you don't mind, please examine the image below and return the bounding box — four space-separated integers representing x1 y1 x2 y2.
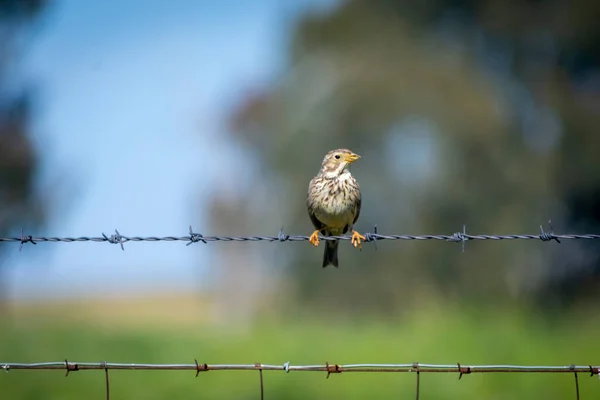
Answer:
0 221 597 252
2 361 599 400
2 361 598 399
3 361 599 374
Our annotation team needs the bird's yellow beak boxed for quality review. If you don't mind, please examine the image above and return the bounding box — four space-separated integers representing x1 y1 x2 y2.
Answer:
344 153 361 163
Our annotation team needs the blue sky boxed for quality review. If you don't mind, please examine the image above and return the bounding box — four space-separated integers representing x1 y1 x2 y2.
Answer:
5 0 341 299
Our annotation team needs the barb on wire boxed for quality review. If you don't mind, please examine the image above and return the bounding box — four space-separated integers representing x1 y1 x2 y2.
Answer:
363 224 379 250
187 226 206 246
539 220 561 243
325 361 341 379
2 222 599 250
277 228 290 242
447 225 468 252
194 359 208 377
457 362 471 379
19 228 36 252
64 359 78 377
102 230 125 251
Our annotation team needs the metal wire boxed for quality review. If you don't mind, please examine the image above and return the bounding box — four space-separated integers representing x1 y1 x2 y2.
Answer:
2 361 599 374
3 361 598 399
1 221 597 251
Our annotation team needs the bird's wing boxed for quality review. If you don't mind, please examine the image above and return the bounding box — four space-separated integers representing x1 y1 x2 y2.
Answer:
352 190 361 225
307 177 326 231
308 209 326 231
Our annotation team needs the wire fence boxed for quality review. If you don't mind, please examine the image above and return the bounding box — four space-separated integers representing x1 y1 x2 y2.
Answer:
1 221 599 252
2 361 599 400
3 223 600 398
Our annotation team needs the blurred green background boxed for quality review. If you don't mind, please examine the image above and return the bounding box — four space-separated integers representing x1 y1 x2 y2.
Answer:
1 0 600 398
3 297 600 399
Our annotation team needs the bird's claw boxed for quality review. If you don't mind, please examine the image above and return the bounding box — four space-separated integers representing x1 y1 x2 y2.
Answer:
351 230 366 249
309 230 320 247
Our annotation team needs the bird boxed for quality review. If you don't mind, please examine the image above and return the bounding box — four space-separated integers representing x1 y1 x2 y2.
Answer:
306 148 364 267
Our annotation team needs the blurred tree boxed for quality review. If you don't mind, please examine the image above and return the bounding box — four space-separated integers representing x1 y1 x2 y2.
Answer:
210 0 599 316
0 0 47 307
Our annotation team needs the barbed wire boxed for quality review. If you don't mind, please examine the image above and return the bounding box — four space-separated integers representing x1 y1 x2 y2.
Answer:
2 361 598 400
1 221 599 252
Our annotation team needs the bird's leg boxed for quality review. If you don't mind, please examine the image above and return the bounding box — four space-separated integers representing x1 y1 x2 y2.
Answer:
351 230 366 249
309 230 321 247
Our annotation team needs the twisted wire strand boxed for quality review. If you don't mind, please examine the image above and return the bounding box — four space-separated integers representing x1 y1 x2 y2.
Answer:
4 361 595 400
1 223 597 250
2 361 599 374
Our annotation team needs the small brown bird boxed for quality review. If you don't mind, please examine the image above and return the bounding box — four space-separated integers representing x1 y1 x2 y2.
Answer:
307 148 364 267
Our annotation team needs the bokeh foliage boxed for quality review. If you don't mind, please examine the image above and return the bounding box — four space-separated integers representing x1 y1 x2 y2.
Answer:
1 298 598 399
222 0 600 312
0 0 47 306
0 0 46 228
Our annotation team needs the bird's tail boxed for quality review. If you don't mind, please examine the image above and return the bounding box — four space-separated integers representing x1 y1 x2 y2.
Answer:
322 240 339 268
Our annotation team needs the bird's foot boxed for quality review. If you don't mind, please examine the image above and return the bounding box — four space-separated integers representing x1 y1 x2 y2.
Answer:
351 230 366 249
309 230 321 247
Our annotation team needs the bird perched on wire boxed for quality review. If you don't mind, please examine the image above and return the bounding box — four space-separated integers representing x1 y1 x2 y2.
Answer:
307 148 364 267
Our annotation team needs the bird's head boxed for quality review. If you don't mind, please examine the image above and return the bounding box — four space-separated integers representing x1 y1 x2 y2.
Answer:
319 148 361 178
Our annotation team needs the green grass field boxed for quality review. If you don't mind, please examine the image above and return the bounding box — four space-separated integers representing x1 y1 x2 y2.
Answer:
1 295 599 399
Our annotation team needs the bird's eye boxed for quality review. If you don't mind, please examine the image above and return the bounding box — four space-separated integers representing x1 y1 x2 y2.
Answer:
334 154 341 159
